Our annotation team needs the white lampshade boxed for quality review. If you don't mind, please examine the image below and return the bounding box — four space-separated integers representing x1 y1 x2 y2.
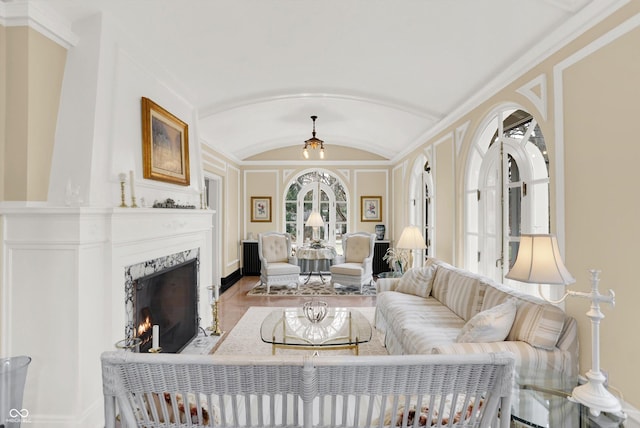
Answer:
306 211 324 227
396 226 427 250
506 234 575 285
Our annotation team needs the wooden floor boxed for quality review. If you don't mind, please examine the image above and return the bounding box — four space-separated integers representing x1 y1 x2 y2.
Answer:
217 276 377 334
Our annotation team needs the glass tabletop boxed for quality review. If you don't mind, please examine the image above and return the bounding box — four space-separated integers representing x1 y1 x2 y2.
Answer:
377 271 403 279
260 307 372 348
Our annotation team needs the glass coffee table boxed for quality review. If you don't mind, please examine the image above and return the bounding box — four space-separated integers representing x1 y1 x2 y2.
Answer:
260 307 372 355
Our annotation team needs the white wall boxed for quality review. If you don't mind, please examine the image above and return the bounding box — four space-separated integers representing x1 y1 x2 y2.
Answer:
0 12 215 428
49 12 205 209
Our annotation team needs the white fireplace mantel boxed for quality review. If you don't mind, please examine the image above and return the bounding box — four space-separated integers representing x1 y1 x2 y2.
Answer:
0 206 214 427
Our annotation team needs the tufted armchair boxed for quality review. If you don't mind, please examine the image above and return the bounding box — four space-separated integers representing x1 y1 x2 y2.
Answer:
258 232 300 293
330 232 375 292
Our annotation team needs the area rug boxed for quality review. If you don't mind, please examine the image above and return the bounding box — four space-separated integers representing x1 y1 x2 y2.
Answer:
247 276 376 296
214 306 387 356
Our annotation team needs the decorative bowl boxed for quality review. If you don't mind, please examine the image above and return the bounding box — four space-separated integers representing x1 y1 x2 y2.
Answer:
303 300 328 323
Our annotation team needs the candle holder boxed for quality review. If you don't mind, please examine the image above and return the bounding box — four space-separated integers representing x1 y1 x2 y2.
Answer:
118 173 128 208
148 347 162 353
131 195 139 208
206 285 223 336
206 300 223 336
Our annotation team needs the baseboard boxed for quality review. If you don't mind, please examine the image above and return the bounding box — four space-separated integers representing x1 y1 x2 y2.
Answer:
220 268 242 293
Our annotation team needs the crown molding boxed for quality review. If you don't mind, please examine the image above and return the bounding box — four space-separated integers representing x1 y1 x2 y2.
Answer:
390 0 629 165
0 0 78 48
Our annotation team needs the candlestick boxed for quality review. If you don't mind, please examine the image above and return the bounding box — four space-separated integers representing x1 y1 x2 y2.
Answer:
152 325 159 349
129 170 138 208
118 173 128 208
206 285 223 336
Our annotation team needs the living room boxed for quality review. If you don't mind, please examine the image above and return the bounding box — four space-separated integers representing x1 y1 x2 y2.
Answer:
1 1 639 427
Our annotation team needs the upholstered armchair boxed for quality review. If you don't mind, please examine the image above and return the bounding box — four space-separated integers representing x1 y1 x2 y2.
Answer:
258 232 300 293
330 232 375 291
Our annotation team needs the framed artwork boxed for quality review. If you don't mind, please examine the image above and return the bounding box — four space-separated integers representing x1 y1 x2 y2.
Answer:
251 197 272 222
141 97 190 186
361 196 382 222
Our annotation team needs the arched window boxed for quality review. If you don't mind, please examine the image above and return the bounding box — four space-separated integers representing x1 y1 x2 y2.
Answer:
464 107 549 287
284 170 348 250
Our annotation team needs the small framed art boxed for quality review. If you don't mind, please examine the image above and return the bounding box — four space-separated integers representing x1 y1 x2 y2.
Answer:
251 197 272 222
141 97 190 186
361 196 382 222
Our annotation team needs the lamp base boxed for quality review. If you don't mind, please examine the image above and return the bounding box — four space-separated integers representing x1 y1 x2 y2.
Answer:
569 369 622 417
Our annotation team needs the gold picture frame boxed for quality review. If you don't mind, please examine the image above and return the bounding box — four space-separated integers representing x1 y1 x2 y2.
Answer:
361 196 382 222
251 196 272 222
141 97 190 186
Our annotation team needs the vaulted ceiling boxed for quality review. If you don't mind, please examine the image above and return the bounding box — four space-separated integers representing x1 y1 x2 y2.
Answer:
21 0 611 162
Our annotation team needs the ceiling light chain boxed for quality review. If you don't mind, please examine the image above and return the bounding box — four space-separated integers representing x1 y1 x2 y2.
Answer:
303 115 325 159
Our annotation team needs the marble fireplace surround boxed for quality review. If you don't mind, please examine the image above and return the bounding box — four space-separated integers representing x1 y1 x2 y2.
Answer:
125 248 201 352
0 206 214 427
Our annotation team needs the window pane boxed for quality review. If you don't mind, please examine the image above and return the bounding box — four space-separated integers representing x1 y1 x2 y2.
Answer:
508 185 522 237
286 203 297 221
336 203 347 222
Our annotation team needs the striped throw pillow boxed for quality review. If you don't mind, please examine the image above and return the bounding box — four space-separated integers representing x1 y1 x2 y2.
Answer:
395 265 437 298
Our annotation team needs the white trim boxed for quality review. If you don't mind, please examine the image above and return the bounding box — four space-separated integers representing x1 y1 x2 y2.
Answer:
390 0 629 165
552 11 640 255
516 74 548 121
199 91 440 122
226 164 241 268
0 0 78 48
432 132 454 262
202 152 227 174
455 121 470 157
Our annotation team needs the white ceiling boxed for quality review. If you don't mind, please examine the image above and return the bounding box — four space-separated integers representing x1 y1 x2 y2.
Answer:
23 0 607 162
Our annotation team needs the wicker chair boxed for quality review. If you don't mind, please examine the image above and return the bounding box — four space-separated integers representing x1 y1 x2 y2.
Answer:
330 232 375 291
258 231 300 293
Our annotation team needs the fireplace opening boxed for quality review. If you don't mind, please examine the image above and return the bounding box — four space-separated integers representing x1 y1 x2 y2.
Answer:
134 258 198 353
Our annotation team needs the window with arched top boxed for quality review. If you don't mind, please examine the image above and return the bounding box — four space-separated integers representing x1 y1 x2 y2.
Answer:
284 170 348 251
464 107 550 285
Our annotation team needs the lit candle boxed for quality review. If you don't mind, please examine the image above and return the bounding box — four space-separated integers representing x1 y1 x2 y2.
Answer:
152 325 159 349
129 170 136 199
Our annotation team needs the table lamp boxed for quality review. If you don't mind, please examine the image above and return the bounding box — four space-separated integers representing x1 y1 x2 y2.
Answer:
307 211 324 244
396 225 427 269
506 234 622 418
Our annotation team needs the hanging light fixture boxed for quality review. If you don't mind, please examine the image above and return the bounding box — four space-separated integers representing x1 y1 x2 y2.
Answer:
303 115 325 159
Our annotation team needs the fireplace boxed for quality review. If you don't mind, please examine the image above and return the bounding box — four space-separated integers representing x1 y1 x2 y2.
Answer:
125 249 201 353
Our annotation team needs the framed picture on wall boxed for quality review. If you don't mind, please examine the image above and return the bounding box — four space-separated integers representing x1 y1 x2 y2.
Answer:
361 196 382 222
141 97 190 186
251 196 272 222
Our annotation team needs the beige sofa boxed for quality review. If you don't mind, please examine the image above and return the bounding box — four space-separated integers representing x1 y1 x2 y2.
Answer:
375 258 579 392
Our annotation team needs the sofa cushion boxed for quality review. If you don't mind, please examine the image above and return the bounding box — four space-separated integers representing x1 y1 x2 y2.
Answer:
264 262 299 275
430 262 486 322
432 341 576 390
375 291 465 354
483 284 566 350
330 263 364 276
395 265 437 298
456 298 517 343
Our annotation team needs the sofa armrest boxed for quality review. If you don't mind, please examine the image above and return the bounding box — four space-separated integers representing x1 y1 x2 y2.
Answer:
432 341 577 391
375 277 401 293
